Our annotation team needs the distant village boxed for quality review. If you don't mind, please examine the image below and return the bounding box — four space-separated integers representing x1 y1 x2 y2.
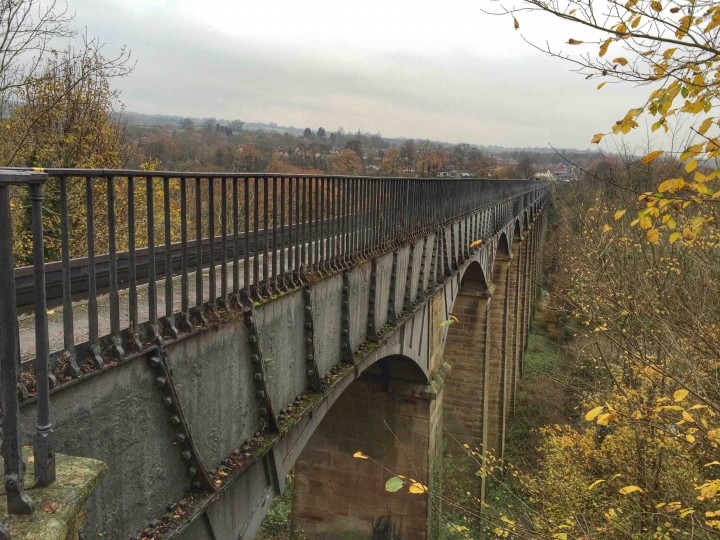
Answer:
123 112 592 180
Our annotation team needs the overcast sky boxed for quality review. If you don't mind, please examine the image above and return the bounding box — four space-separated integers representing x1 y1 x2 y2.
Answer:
69 0 656 150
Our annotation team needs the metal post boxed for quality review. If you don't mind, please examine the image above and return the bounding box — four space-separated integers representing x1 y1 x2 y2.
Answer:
0 171 38 514
29 179 55 486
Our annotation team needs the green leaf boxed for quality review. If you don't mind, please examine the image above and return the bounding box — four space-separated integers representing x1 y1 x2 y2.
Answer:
385 477 404 493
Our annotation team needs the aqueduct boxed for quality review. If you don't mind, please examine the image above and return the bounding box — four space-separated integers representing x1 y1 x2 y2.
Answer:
0 169 549 538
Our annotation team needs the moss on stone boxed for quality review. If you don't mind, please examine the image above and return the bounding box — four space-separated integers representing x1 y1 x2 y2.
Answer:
1 450 107 540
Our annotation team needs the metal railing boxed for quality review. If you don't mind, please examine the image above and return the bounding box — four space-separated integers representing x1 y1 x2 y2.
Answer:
0 167 548 517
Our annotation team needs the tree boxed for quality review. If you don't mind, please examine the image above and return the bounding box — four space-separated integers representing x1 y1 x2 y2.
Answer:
492 0 720 244
380 148 401 176
3 44 126 168
316 127 326 137
303 127 313 138
330 148 362 175
0 0 73 115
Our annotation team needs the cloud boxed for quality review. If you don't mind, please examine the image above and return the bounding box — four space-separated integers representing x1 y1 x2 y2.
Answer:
70 0 650 148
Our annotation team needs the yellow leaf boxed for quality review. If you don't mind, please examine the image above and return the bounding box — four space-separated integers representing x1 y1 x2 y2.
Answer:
686 434 696 443
641 150 663 164
614 57 629 66
408 482 427 494
682 410 696 423
513 16 519 30
646 228 659 243
639 216 652 229
669 232 680 244
597 82 607 90
596 412 612 426
599 38 612 57
588 479 606 490
673 389 689 402
568 38 583 45
353 451 369 459
586 406 605 421
682 227 697 242
619 485 644 495
698 117 713 135
591 132 605 144
470 239 483 248
650 0 662 11
614 209 626 220
685 160 698 173
603 223 612 232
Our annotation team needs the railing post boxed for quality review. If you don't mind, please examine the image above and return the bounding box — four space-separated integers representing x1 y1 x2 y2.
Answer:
0 170 45 514
30 178 56 487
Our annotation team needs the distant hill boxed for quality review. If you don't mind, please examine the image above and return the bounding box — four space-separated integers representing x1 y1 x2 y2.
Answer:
116 110 598 155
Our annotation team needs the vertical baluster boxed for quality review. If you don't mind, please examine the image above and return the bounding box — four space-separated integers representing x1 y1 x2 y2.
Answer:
350 178 357 256
271 176 280 293
319 176 326 272
293 177 302 287
262 176 270 295
287 176 296 286
147 176 161 342
279 177 287 290
107 176 125 357
0 173 34 514
29 177 55 486
243 177 251 303
194 177 206 323
163 177 178 337
312 176 319 272
221 177 229 304
308 176 314 272
300 177 306 276
208 177 217 308
85 177 104 368
59 176 80 376
179 177 191 331
328 177 336 270
252 177 261 301
233 178 240 302
127 176 142 350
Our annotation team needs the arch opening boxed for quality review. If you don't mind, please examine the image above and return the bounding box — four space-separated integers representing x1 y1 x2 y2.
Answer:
291 354 438 539
442 261 490 472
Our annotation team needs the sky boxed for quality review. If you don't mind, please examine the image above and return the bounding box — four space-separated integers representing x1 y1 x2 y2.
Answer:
68 0 655 150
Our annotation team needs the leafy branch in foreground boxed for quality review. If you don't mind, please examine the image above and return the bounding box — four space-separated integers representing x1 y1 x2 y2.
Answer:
489 0 720 243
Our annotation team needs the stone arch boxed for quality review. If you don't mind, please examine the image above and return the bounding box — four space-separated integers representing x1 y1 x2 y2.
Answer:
442 261 491 499
497 230 511 260
292 354 438 539
514 218 523 241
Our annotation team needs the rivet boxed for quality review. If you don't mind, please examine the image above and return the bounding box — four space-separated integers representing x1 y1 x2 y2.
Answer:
187 466 197 477
257 390 265 399
155 377 167 388
254 373 262 381
250 354 259 364
181 450 192 461
162 396 173 406
307 369 314 377
259 408 267 417
175 433 186 443
169 415 181 425
147 356 161 369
